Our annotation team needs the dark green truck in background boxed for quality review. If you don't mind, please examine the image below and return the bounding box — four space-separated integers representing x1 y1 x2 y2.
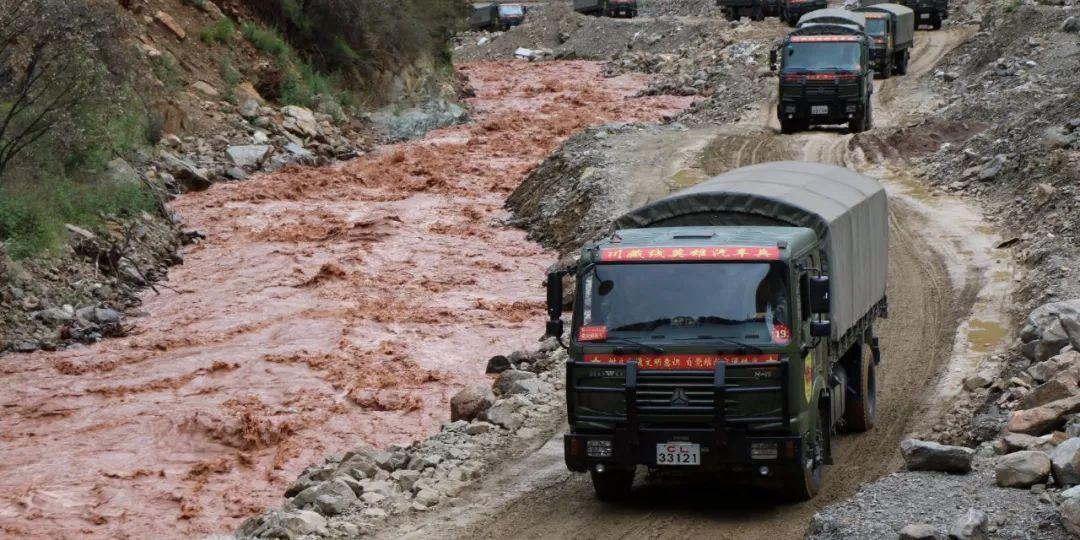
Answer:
898 0 948 29
573 0 638 18
854 3 915 78
770 9 875 133
546 161 888 501
469 2 528 32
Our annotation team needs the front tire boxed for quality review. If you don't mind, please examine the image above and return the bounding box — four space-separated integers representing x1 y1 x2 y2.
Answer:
780 118 802 135
931 13 942 29
897 50 910 75
779 405 826 501
590 467 634 501
849 100 871 133
842 343 877 432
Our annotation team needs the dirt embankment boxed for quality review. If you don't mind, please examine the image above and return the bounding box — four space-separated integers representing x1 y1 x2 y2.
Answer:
0 62 691 539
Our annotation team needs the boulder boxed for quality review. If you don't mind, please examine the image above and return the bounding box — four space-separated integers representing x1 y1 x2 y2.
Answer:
239 99 260 119
249 509 327 539
226 145 272 168
486 355 513 374
415 488 440 508
466 421 494 435
1008 395 1080 435
190 81 219 98
493 370 537 395
1019 374 1080 410
450 385 494 422
311 479 357 516
997 432 1041 454
1021 300 1080 362
948 509 988 540
1062 16 1079 33
154 10 186 40
336 447 380 478
159 151 212 191
994 450 1051 488
1062 498 1080 537
1052 438 1080 487
898 523 941 540
235 82 265 105
391 469 421 492
282 105 320 137
900 439 974 473
105 158 139 185
486 398 526 430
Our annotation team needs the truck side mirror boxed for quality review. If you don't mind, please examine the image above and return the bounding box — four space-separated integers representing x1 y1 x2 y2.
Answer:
808 275 830 314
769 49 778 71
810 320 832 337
546 271 565 338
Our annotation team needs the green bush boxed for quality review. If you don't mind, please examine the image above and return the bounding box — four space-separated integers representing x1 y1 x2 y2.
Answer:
198 17 235 44
242 22 290 58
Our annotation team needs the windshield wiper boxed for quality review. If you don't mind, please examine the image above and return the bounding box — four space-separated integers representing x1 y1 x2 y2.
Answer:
604 336 665 354
672 335 763 354
611 318 671 332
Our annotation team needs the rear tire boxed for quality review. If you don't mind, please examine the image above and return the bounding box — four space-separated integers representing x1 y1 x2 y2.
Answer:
897 50 910 75
931 14 942 29
780 118 801 135
590 468 634 501
842 343 877 432
779 405 825 502
849 101 871 133
880 58 893 79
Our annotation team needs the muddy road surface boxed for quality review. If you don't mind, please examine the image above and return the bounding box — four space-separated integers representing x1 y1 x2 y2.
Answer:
0 62 691 539
392 27 1013 540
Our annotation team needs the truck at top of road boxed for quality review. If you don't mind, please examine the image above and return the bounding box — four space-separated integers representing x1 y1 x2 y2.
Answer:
573 0 638 18
854 3 914 78
547 161 889 501
770 10 875 134
897 0 947 29
469 2 528 32
715 0 779 23
778 0 828 27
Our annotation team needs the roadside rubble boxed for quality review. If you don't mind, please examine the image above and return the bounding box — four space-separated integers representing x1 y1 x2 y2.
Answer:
234 340 568 539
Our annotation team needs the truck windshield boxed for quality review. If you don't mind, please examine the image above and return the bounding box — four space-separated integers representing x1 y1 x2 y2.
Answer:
578 262 791 345
499 5 524 15
783 42 862 71
865 19 887 36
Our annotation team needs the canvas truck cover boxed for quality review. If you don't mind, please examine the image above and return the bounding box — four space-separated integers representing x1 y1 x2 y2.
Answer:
858 4 915 48
611 161 888 340
797 9 867 29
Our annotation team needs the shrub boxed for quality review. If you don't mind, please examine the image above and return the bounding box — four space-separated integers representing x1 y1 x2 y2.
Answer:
198 17 235 44
242 22 290 58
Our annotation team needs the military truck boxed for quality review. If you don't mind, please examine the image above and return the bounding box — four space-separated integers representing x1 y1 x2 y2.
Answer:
897 0 947 29
769 10 875 133
573 0 639 18
469 3 528 31
854 4 914 78
779 0 828 27
546 161 888 501
715 0 778 22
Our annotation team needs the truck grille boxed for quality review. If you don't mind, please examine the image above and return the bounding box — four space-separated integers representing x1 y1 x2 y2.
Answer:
780 79 860 101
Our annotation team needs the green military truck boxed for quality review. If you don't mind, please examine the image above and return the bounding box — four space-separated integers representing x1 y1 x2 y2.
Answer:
546 161 888 501
897 0 948 29
769 10 875 134
573 0 639 18
854 4 914 78
715 0 778 22
779 0 828 27
469 2 528 31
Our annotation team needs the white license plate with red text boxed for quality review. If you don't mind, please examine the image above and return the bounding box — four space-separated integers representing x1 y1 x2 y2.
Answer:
656 443 700 466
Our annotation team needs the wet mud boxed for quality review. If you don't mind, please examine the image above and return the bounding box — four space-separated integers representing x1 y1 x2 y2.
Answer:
0 61 692 539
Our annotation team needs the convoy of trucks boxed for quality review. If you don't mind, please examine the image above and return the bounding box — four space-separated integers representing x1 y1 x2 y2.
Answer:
469 2 528 32
770 9 875 133
547 161 888 501
854 4 915 77
573 0 639 18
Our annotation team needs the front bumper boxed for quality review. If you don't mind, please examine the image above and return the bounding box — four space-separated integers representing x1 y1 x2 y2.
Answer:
565 431 807 472
778 98 865 125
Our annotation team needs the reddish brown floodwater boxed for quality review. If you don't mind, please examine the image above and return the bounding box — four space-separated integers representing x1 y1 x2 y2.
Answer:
0 61 692 539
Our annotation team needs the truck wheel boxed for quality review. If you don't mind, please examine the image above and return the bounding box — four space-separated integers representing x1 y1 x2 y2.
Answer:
849 101 871 133
752 4 765 21
897 51 909 75
779 405 825 502
931 14 942 29
881 58 892 79
842 343 877 432
590 467 634 501
780 118 800 135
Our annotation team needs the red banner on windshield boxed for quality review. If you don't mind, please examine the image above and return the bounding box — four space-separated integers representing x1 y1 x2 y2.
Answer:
584 354 780 369
790 35 861 42
599 246 780 262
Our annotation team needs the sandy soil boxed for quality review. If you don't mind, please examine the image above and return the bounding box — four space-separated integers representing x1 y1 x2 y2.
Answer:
387 27 1015 540
0 61 692 539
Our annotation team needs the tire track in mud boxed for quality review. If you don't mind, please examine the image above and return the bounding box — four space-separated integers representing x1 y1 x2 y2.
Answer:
390 27 1009 540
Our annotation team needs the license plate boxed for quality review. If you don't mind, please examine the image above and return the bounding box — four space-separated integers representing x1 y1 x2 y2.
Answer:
920 12 930 17
811 105 828 115
656 443 700 466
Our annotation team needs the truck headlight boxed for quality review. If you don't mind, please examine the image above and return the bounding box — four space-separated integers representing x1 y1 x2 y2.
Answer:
587 440 613 458
751 442 779 460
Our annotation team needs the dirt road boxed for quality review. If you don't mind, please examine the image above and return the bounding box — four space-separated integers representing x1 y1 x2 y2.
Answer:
391 27 1013 540
0 62 691 539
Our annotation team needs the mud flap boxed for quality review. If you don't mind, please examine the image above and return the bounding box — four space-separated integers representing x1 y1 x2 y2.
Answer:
819 392 834 465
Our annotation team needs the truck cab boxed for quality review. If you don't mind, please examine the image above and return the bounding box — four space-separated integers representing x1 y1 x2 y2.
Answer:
548 162 888 502
854 4 915 78
780 0 828 27
898 0 947 29
770 11 874 134
497 4 527 30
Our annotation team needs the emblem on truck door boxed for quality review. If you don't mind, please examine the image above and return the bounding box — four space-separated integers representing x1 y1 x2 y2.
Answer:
670 388 690 406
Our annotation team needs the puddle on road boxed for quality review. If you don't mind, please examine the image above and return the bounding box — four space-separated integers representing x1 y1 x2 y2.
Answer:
967 319 1009 353
668 168 706 190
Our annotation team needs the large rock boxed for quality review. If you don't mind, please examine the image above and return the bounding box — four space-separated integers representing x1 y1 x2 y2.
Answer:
1019 373 1080 410
105 158 139 185
900 439 974 473
1008 395 1080 435
154 10 186 40
994 450 1051 488
450 385 494 422
948 509 988 540
486 396 529 430
226 145 272 168
493 369 537 395
898 524 941 540
159 151 212 191
1062 498 1080 537
282 105 320 137
485 355 512 374
1020 300 1080 362
243 509 327 539
1052 438 1080 487
1062 16 1080 33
